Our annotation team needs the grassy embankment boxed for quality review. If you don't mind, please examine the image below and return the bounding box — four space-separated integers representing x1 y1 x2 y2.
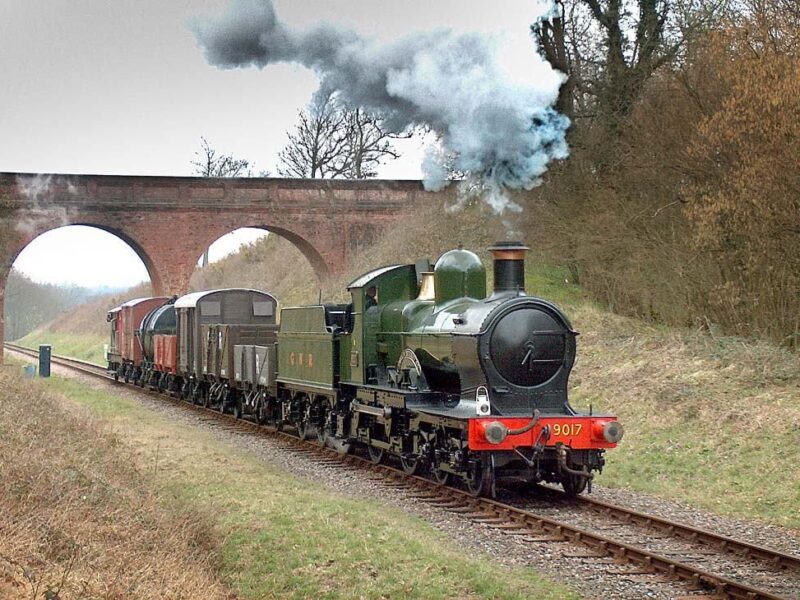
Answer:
15 200 800 529
15 284 150 365
2 361 577 600
16 330 107 364
567 303 800 529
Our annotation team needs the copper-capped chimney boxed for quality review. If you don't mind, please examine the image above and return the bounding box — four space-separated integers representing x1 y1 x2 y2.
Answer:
489 241 529 295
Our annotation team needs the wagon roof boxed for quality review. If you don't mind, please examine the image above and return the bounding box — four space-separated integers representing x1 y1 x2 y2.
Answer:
120 296 169 308
174 288 277 309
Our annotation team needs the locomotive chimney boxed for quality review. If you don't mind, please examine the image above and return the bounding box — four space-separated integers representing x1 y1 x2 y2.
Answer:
489 241 529 296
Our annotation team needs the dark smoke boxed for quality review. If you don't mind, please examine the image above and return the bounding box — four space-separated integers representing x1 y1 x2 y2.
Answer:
192 0 568 213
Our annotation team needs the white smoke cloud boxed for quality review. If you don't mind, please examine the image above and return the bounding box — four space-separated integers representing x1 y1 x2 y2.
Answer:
192 0 568 213
14 175 74 236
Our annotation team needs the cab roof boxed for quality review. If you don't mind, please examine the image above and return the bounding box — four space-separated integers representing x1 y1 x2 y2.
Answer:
347 265 405 290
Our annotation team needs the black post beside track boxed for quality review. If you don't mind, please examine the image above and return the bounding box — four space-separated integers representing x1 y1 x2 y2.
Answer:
6 342 796 600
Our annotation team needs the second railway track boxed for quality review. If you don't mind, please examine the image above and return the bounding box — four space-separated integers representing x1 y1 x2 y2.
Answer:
7 342 799 600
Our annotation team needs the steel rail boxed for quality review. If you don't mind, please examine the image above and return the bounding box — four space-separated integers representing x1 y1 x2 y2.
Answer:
6 342 795 600
573 493 800 572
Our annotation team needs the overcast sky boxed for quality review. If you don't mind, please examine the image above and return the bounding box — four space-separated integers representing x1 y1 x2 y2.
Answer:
1 0 553 289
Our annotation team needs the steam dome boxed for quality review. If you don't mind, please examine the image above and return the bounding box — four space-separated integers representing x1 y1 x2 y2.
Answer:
434 248 486 304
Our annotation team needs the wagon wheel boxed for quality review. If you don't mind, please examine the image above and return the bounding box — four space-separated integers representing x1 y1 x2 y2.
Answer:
296 396 315 440
218 389 228 411
231 396 243 420
191 382 202 405
254 395 268 425
315 403 330 445
297 417 312 440
318 404 352 454
367 445 385 464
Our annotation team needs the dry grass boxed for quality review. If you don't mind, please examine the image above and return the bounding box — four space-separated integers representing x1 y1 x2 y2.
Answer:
38 371 577 600
0 365 232 600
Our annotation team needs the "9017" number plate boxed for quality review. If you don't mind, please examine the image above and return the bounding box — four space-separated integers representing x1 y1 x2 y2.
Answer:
551 423 583 437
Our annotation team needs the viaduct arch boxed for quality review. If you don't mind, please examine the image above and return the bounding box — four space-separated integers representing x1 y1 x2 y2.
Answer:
0 173 446 362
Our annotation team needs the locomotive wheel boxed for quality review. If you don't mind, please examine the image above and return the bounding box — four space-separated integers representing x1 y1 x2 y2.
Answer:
432 466 451 486
367 445 385 464
432 427 451 485
400 454 420 475
328 437 352 455
561 473 588 497
466 462 496 498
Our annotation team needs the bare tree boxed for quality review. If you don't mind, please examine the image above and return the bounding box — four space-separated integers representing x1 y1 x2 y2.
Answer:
191 136 254 265
343 108 412 179
191 136 252 178
278 93 409 179
277 93 351 178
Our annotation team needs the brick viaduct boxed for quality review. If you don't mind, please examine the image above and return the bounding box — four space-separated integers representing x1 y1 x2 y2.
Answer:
0 173 447 362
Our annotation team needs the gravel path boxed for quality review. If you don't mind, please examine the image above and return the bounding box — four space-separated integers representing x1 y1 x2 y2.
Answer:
36 358 800 600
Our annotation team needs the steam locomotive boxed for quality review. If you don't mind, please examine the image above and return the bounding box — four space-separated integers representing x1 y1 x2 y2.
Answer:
107 242 622 496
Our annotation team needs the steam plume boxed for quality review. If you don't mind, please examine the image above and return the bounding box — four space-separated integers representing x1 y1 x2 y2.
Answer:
192 0 568 213
15 175 75 235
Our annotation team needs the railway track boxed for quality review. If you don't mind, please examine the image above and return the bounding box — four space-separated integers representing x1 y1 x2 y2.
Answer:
8 342 799 600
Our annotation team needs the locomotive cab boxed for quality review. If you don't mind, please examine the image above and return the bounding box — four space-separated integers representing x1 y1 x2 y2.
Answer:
342 263 422 386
